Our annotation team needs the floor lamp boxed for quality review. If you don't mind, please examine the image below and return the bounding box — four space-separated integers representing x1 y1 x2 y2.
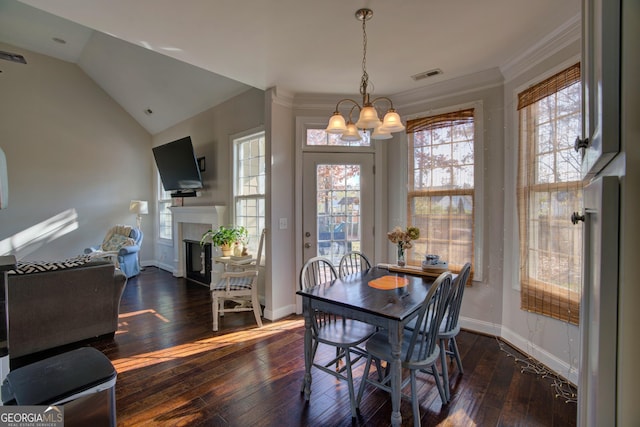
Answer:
129 200 148 230
129 200 148 271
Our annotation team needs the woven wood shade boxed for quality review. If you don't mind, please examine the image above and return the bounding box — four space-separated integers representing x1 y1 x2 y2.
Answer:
517 63 580 110
406 108 474 133
517 64 582 325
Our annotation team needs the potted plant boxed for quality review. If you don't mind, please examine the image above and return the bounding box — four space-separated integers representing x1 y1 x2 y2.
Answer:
201 225 247 256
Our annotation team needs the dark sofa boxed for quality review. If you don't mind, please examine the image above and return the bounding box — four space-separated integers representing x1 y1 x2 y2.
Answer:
6 258 127 359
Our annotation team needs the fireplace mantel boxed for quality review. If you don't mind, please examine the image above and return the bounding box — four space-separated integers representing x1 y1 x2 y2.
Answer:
169 205 225 279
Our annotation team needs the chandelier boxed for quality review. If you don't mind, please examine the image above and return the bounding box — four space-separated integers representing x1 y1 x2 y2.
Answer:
325 8 405 141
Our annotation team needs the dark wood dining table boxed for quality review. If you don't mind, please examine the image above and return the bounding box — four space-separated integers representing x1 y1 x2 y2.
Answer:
297 265 442 427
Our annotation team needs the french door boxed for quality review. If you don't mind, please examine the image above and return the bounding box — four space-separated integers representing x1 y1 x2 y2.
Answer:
301 152 374 267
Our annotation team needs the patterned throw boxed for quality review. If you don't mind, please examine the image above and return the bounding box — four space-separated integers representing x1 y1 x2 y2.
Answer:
8 254 95 275
212 276 254 291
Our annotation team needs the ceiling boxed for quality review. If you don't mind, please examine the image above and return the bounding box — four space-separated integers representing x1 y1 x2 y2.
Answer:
0 0 580 135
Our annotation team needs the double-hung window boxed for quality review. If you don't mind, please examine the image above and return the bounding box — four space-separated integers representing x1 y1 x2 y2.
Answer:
517 63 582 324
407 109 475 275
233 131 266 256
158 174 172 241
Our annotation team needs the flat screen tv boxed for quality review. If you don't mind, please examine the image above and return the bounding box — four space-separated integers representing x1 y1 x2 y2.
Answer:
152 136 203 197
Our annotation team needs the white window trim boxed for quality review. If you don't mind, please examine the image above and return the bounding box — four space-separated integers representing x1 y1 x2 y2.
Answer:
157 171 173 243
230 127 266 255
229 126 265 223
405 100 484 282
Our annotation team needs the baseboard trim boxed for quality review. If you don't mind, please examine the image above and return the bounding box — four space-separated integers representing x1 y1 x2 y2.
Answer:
460 316 578 385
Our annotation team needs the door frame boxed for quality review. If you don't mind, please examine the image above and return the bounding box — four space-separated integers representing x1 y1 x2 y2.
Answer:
294 116 389 313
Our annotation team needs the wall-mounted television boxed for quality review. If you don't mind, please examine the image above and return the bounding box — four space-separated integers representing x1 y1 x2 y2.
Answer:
152 136 203 197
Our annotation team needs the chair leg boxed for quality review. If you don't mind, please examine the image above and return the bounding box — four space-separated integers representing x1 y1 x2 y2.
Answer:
430 364 447 404
451 337 464 374
410 370 422 427
356 354 373 409
252 295 263 328
212 295 219 332
439 338 451 402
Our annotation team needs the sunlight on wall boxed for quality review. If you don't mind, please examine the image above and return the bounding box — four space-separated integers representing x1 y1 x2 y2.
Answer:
0 209 78 258
111 317 304 374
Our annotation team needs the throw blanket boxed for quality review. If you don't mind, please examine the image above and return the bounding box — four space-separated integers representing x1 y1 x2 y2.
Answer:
101 224 135 251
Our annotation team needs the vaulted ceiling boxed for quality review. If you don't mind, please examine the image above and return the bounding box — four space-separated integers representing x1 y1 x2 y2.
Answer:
0 0 580 134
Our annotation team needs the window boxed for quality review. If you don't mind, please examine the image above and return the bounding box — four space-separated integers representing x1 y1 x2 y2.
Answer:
407 109 475 276
158 175 172 240
234 131 266 255
306 129 370 147
517 63 582 324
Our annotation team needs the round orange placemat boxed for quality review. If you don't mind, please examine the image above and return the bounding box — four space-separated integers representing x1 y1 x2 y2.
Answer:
368 275 409 290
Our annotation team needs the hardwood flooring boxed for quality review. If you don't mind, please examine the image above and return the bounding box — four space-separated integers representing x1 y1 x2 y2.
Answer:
82 267 577 426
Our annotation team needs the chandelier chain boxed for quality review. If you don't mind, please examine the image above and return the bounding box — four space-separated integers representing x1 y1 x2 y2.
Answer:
360 15 369 99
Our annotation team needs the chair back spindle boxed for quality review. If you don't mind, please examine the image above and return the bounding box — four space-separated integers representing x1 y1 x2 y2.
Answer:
338 251 372 277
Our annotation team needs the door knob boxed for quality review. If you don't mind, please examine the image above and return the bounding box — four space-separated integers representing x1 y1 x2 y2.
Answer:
571 212 585 225
304 243 311 249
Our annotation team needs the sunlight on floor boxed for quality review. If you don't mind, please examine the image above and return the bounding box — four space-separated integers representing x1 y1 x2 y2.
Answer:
111 317 304 373
437 408 477 426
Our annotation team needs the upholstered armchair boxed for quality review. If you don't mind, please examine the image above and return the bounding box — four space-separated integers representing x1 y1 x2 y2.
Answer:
85 225 143 278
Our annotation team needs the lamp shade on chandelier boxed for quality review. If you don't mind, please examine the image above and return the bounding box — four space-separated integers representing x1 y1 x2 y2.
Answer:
325 8 405 141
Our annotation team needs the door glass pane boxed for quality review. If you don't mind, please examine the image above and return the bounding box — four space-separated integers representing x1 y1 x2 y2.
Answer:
316 164 361 265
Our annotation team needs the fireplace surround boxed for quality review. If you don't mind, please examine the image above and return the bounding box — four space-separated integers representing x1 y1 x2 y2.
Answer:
169 205 225 284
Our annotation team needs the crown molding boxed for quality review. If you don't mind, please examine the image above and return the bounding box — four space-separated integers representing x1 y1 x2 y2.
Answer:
500 13 581 83
267 86 294 109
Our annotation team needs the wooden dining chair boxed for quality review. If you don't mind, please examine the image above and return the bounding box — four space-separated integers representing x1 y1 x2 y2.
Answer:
438 262 472 401
338 251 372 277
356 272 452 426
300 256 376 418
210 269 262 332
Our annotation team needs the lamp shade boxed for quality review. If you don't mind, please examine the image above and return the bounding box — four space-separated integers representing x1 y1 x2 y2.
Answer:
325 112 347 134
129 200 148 215
380 109 405 133
355 105 380 129
371 122 393 140
340 122 362 141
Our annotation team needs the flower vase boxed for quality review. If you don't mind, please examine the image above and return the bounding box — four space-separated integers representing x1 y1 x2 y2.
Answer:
397 244 406 267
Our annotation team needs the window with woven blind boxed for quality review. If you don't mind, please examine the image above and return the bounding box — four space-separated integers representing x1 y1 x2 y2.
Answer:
517 63 582 324
407 108 475 278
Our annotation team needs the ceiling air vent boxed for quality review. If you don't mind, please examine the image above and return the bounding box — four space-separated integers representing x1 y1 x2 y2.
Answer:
411 68 442 81
0 50 27 64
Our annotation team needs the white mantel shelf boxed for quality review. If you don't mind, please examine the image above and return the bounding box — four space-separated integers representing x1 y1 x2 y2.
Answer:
169 205 225 280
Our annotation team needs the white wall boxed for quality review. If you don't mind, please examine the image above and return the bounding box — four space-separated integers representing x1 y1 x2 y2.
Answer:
264 87 296 320
0 42 153 261
151 88 264 269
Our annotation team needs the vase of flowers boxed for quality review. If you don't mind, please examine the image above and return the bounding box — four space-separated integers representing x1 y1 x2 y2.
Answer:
387 226 420 267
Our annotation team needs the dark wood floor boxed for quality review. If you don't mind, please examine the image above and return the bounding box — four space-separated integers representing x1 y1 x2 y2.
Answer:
84 267 576 426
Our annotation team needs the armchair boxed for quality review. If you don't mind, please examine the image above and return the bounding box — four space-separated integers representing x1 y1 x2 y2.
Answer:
85 225 143 278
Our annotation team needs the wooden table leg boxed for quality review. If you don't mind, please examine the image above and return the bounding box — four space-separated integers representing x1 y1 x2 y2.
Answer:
302 298 313 400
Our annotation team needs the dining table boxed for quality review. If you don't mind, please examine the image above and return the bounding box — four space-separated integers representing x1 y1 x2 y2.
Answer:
297 265 446 427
